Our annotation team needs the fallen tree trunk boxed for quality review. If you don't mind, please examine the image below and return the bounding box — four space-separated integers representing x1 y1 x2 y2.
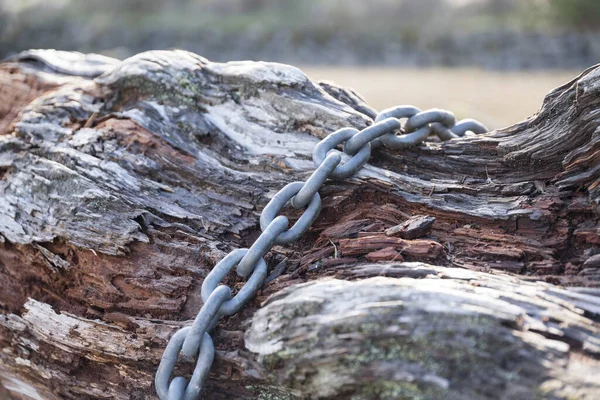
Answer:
0 49 598 400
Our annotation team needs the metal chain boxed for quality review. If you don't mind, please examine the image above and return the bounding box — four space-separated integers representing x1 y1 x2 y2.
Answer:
155 105 488 399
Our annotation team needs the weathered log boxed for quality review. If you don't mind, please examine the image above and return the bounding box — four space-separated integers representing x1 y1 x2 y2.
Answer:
0 49 598 399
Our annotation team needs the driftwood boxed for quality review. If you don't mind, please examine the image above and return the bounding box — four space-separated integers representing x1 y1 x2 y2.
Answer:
0 49 599 400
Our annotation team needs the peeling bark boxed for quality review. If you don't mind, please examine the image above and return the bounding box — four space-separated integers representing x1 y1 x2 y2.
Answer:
0 50 598 399
385 215 435 239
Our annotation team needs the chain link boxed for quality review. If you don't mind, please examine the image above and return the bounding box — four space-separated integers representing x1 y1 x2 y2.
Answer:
155 105 489 400
313 127 371 179
343 118 401 155
236 215 289 277
201 249 267 316
291 152 341 209
451 118 489 136
405 108 456 132
260 182 322 244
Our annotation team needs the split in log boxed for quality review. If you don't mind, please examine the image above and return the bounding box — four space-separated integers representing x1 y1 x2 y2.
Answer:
0 49 599 399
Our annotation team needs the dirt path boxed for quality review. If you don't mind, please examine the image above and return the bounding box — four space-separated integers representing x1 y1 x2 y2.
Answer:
302 66 579 129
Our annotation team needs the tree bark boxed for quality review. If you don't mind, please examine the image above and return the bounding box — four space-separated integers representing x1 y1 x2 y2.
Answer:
0 49 598 400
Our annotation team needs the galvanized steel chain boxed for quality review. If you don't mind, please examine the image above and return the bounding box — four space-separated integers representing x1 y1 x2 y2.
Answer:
155 105 488 399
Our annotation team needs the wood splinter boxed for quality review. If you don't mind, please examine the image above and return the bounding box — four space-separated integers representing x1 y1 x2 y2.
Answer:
385 215 436 239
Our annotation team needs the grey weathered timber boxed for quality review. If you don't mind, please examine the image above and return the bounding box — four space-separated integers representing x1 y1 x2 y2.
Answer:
0 49 599 400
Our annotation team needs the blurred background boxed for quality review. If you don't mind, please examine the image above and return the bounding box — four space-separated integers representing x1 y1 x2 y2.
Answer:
2 0 599 129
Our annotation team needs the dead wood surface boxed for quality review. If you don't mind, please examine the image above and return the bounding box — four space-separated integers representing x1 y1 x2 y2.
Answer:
0 49 599 400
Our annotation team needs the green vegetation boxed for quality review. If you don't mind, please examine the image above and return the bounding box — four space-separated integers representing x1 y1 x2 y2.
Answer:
549 0 600 29
3 0 600 38
1 0 599 68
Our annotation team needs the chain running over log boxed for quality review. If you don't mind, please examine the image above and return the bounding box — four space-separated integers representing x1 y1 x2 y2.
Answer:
155 105 489 400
